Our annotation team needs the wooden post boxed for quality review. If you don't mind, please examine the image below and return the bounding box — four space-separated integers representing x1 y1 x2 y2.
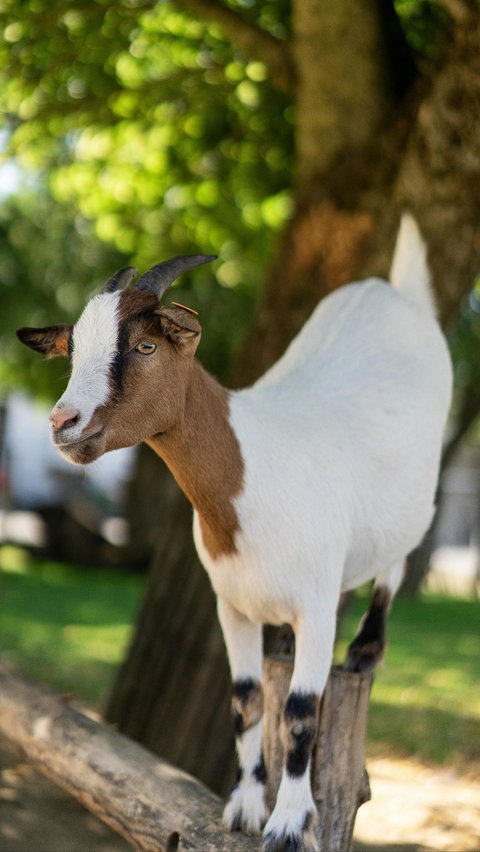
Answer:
263 655 372 852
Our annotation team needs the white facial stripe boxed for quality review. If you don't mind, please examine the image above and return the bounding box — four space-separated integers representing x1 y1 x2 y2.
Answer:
57 291 121 435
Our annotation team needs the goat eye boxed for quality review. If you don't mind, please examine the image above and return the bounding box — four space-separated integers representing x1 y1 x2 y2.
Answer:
135 342 156 355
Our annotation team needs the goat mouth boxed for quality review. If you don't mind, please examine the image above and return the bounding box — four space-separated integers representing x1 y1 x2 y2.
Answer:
52 428 105 448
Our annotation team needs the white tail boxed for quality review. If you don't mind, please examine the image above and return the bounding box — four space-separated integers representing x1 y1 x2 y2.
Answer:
390 213 436 316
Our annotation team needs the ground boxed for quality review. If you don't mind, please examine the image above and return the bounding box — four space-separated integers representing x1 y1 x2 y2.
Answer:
1 739 479 852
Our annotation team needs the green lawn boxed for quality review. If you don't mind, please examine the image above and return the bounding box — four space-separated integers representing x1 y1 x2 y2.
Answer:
0 546 143 705
336 591 480 773
1 546 479 773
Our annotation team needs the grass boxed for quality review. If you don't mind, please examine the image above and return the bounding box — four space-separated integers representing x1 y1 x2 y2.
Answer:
336 591 480 773
0 545 143 706
1 545 479 774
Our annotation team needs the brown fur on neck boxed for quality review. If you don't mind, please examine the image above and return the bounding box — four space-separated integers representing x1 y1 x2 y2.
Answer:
147 361 244 559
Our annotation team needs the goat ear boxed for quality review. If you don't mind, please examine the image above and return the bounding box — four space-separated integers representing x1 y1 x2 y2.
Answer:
16 324 73 358
155 306 201 350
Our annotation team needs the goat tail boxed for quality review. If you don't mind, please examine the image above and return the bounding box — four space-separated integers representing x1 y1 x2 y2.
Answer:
389 213 436 317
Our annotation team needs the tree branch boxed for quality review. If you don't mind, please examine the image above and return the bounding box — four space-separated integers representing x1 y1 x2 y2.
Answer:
174 0 294 92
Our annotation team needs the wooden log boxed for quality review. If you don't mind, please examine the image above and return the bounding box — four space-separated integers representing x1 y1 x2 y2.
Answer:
0 660 372 851
0 665 256 852
263 655 372 852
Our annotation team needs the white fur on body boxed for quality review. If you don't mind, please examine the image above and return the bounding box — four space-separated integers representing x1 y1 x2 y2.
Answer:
195 279 451 621
193 219 452 844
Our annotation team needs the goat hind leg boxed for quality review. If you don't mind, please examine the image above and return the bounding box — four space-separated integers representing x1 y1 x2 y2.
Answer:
344 561 405 673
217 597 268 835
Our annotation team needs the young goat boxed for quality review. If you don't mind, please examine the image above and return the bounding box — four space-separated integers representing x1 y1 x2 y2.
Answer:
18 215 452 851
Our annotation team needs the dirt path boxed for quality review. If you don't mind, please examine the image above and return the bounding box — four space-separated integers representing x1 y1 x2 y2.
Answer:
354 757 480 852
1 738 479 851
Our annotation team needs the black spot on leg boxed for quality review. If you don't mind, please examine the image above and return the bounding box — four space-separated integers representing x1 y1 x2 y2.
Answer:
283 691 318 779
232 677 257 701
285 726 316 777
284 692 317 720
345 586 390 673
231 678 263 738
253 753 267 785
233 711 245 736
302 810 313 832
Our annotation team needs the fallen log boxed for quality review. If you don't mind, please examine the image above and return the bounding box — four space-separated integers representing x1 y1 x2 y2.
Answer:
0 664 256 852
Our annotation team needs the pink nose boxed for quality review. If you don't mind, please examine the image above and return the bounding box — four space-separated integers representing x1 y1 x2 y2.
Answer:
49 405 80 431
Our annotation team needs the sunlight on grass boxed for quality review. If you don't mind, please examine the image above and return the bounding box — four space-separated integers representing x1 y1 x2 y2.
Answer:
0 546 144 706
335 592 480 772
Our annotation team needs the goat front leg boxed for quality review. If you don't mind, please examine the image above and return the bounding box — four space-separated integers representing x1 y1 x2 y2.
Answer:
263 609 337 852
218 596 268 835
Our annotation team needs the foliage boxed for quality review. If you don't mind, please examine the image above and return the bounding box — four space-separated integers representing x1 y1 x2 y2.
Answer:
394 0 449 57
0 0 451 390
0 190 123 398
0 0 293 384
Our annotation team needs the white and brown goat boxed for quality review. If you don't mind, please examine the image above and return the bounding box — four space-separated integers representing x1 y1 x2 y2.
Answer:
18 216 452 851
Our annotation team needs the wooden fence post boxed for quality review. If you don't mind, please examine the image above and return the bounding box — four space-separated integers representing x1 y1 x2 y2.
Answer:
263 654 372 852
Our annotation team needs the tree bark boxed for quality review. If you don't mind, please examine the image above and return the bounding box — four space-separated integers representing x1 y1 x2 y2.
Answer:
105 490 236 796
124 447 180 568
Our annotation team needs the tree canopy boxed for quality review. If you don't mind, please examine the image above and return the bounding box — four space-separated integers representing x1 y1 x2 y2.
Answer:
1 0 468 394
1 0 296 387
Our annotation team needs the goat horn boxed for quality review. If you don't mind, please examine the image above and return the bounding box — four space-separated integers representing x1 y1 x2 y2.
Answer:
134 255 217 298
101 266 138 294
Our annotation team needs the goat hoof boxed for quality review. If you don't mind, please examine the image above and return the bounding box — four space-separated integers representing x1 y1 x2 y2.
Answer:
223 780 268 835
344 639 384 673
262 808 318 852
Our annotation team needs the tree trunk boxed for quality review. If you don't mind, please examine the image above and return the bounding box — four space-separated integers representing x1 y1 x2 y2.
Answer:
124 446 180 568
105 489 236 796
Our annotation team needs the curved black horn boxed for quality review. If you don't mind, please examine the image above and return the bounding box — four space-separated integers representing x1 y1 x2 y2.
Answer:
134 255 217 298
101 266 138 294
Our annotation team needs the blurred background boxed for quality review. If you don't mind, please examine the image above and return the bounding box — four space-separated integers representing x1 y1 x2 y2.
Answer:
0 1 479 849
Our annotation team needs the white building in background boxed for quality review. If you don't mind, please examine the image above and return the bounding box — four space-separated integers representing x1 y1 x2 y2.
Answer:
2 393 135 509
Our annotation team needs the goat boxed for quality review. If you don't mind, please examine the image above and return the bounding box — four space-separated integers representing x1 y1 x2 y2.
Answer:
17 215 452 851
